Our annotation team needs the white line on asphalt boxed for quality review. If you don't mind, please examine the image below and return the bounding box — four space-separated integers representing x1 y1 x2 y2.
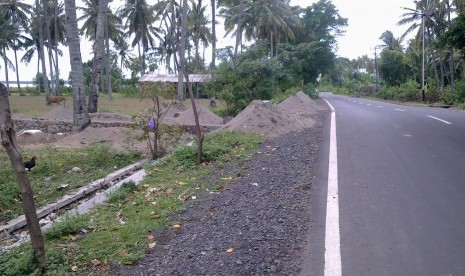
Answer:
395 109 405 112
377 105 384 108
427 115 452 125
322 98 342 276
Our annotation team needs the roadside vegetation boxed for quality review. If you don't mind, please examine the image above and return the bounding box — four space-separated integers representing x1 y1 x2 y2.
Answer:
0 130 262 275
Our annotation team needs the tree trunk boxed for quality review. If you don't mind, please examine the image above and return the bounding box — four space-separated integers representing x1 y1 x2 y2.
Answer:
105 11 112 100
14 47 24 96
36 0 51 104
177 0 186 100
64 0 91 132
234 0 244 56
210 0 216 76
43 0 56 95
87 0 108 113
54 0 61 96
0 82 46 271
3 48 10 93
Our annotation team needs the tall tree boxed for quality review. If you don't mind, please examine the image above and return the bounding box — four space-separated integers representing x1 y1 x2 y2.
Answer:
87 0 109 113
119 0 158 76
64 0 91 131
188 0 211 72
379 30 403 51
113 35 133 91
210 0 216 74
0 82 46 272
35 0 51 103
0 0 32 95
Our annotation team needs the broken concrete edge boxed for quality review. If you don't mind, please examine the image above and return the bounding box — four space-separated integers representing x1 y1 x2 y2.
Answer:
0 159 150 240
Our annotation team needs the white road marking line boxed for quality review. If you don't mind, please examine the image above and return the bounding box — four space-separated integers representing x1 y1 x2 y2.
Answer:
427 115 452 125
377 105 384 108
322 98 342 276
366 103 372 106
395 108 405 112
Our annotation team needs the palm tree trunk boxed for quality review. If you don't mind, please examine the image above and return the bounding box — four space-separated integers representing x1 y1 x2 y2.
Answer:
177 0 186 101
3 48 10 94
13 48 24 96
210 0 216 76
43 0 56 95
54 0 61 96
88 0 108 113
447 0 454 95
105 11 112 100
36 0 51 104
64 0 91 131
426 27 440 90
234 0 244 56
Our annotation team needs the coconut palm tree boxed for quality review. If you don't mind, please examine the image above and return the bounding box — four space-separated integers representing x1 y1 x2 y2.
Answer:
188 0 211 72
64 0 91 131
0 13 16 94
113 34 133 92
398 0 441 90
35 0 51 103
379 30 403 51
119 0 160 76
0 0 32 95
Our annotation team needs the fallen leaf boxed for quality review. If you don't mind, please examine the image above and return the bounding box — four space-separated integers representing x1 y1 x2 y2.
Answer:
148 242 157 249
172 224 182 229
153 168 164 172
91 259 101 266
142 184 150 189
147 235 155 240
177 181 188 185
220 176 232 180
226 247 234 253
71 265 78 272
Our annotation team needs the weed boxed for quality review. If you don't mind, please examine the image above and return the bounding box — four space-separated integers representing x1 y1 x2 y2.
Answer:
45 215 89 241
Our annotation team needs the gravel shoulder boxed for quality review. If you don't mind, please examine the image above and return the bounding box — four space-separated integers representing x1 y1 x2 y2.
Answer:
113 101 330 276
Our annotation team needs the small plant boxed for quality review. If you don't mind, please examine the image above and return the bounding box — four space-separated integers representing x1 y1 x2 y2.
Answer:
108 181 139 203
45 215 89 240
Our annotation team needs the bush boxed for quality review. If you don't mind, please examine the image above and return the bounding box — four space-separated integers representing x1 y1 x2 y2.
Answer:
303 83 318 99
45 215 89 240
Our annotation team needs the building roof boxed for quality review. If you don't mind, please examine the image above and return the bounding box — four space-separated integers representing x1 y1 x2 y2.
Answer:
139 74 212 83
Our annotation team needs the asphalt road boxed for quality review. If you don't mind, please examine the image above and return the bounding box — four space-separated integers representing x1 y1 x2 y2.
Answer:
303 93 465 276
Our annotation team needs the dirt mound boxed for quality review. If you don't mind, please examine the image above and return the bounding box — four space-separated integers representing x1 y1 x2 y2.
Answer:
222 100 294 138
165 105 223 126
41 106 73 121
277 91 317 129
277 91 317 116
89 112 132 122
16 131 67 146
51 127 146 152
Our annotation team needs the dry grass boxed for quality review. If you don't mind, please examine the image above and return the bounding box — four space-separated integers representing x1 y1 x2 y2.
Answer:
8 94 224 117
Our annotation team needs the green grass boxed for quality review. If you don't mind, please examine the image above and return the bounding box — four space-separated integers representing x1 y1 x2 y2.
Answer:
0 144 142 222
0 130 263 275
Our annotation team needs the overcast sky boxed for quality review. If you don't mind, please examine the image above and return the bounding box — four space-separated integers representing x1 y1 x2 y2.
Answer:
8 0 418 82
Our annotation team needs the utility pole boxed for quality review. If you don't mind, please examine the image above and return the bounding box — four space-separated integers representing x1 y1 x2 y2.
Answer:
421 13 426 103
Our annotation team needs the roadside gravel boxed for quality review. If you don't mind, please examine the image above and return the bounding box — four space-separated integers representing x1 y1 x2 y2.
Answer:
114 105 329 276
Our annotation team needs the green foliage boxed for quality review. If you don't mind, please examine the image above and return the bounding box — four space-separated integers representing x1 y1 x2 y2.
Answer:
0 145 142 221
45 215 89 240
377 79 420 101
379 49 411 86
303 83 318 99
441 78 465 104
0 246 69 275
271 87 300 104
438 13 465 52
108 181 139 203
120 85 139 97
0 248 41 276
172 130 262 167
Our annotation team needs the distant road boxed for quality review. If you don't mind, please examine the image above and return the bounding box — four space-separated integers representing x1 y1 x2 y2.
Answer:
303 93 465 276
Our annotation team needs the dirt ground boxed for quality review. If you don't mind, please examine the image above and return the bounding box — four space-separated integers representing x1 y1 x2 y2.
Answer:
15 92 321 155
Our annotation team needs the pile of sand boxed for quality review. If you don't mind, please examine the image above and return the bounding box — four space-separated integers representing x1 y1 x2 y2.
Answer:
41 106 73 121
164 105 223 126
223 92 318 137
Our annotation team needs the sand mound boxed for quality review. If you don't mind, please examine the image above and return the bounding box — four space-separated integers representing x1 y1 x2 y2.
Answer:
89 112 132 122
51 127 146 152
277 91 317 117
164 105 223 126
222 100 294 138
41 106 73 121
276 91 317 129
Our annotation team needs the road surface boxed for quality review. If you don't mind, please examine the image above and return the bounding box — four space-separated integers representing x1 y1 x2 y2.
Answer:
302 93 465 276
